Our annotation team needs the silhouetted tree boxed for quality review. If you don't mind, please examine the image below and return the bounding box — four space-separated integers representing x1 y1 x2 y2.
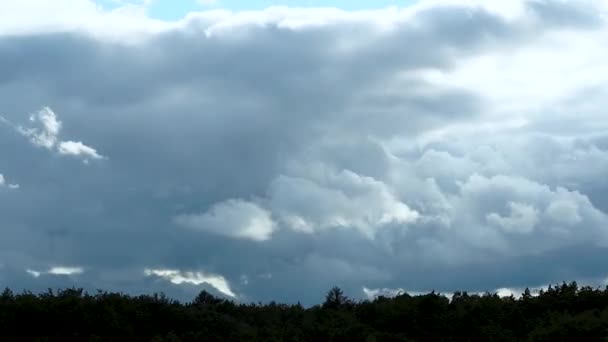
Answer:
323 286 350 309
0 282 607 341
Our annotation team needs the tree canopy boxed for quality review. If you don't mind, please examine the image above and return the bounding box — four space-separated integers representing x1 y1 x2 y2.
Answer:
1 281 608 341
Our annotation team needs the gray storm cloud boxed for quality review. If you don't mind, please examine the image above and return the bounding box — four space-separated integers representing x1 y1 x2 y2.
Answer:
1 0 608 304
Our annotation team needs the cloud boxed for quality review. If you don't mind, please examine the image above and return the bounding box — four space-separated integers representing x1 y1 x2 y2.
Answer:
26 266 84 277
267 169 419 238
0 0 608 304
0 174 19 190
486 201 539 234
26 269 41 278
58 141 104 160
362 284 553 300
0 0 169 41
175 199 276 242
8 107 106 162
48 266 85 275
363 287 407 299
19 107 61 149
144 268 236 297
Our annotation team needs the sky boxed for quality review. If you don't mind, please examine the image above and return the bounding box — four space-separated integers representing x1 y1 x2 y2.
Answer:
1 0 608 305
96 0 416 20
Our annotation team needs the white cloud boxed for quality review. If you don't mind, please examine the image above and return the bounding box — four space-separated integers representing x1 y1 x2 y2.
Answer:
546 200 583 226
48 266 84 275
486 202 539 234
0 0 170 41
363 287 406 299
443 174 608 259
19 107 61 149
144 268 236 297
0 0 585 41
26 266 84 277
175 199 276 241
26 269 41 278
363 285 550 301
418 26 608 135
493 285 555 298
269 168 419 239
58 141 104 160
0 174 19 190
363 286 455 300
11 107 105 162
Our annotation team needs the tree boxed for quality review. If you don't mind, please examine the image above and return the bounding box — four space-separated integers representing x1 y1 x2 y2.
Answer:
323 286 350 309
192 290 221 306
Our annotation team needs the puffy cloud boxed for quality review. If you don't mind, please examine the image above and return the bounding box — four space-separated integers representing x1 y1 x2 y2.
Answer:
267 168 419 238
20 107 61 149
546 200 583 226
175 199 276 242
6 107 105 162
486 201 540 235
0 0 169 41
0 0 608 304
58 141 104 160
445 174 608 259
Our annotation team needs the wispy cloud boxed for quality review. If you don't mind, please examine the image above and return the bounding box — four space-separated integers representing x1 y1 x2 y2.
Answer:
26 266 85 278
0 174 19 190
145 269 236 297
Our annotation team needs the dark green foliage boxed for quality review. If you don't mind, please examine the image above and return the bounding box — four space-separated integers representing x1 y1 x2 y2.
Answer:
1 282 608 341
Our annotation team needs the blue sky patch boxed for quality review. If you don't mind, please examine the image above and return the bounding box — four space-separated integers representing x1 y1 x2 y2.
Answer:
96 0 415 20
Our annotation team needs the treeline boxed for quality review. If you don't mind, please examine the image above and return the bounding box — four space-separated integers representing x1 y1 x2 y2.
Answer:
1 282 608 341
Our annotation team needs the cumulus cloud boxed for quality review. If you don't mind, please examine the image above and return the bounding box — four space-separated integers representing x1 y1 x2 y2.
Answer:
267 168 419 238
175 199 276 242
8 107 106 162
0 0 169 41
486 202 540 234
58 141 104 160
0 0 608 304
399 171 608 263
20 107 61 149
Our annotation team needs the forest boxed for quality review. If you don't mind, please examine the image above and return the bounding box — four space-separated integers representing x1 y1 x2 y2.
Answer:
1 282 608 341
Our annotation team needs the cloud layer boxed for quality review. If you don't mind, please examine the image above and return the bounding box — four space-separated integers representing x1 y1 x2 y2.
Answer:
1 0 608 304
